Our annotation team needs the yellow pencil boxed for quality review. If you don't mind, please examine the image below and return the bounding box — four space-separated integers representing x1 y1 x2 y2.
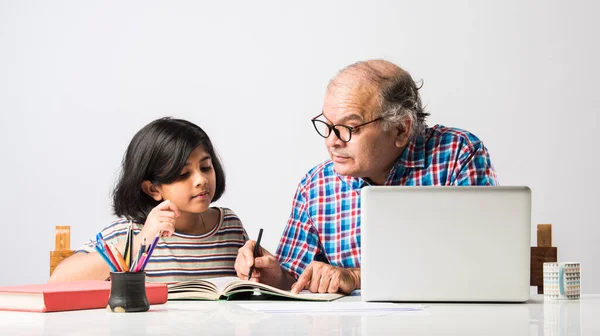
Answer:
124 221 133 268
109 245 129 272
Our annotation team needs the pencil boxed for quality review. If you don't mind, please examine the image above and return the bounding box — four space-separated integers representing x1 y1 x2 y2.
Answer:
123 221 133 268
109 244 129 272
100 238 123 272
247 228 263 280
133 253 148 273
128 222 134 263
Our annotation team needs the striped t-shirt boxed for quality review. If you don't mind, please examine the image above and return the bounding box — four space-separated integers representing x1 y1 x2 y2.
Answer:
77 207 248 284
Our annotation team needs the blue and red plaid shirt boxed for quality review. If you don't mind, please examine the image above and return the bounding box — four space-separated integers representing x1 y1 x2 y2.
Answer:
275 124 498 278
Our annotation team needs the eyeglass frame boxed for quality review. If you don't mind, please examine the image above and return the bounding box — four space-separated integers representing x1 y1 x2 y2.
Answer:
311 113 384 143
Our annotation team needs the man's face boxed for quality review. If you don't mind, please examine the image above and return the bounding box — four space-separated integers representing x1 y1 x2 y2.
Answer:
321 83 404 182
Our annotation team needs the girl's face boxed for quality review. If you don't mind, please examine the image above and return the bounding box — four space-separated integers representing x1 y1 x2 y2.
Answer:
154 146 217 214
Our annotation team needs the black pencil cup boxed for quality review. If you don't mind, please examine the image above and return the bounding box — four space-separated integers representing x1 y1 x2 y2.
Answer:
107 272 149 313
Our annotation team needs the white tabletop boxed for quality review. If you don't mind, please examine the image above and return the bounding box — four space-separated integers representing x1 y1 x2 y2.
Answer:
0 295 598 335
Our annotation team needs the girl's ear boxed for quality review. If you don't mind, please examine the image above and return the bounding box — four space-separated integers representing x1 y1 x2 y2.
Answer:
141 181 163 201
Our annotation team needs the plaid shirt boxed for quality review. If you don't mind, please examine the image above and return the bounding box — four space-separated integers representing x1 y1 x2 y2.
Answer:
275 124 498 278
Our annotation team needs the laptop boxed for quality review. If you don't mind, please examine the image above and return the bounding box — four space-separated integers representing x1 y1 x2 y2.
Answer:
360 186 531 302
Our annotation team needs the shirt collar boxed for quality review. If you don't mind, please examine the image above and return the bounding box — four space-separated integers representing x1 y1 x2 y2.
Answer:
338 175 370 191
336 133 426 190
395 133 426 169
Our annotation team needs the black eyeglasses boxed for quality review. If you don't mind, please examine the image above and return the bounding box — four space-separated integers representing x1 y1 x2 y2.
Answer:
311 113 383 143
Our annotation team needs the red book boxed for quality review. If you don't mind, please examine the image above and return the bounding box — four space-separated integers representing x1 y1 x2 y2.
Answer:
0 280 168 312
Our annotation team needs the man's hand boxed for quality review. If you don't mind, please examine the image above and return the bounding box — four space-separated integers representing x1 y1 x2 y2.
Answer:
291 261 360 294
235 240 286 288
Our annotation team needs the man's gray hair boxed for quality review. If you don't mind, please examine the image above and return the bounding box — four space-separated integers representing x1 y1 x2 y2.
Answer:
334 60 430 138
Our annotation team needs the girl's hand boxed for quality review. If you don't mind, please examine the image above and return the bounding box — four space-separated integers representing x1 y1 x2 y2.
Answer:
141 200 180 240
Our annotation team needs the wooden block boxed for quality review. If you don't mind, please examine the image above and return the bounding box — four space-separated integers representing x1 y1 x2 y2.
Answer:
50 250 75 275
55 226 71 251
50 226 74 275
537 224 552 247
530 246 557 294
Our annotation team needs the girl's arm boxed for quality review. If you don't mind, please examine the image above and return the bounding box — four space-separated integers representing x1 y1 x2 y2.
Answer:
48 251 111 282
48 236 147 283
49 200 179 283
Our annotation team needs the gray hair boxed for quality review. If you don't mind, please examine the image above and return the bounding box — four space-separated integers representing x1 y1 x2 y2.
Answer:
379 75 429 137
333 60 430 138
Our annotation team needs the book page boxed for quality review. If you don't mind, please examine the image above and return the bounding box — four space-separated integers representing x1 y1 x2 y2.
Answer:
206 277 243 293
182 277 261 295
168 291 219 301
168 277 344 301
168 277 241 300
168 280 218 293
222 279 344 301
167 278 224 300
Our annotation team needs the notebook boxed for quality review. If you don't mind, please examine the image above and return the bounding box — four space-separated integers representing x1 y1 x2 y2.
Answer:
360 186 531 302
168 276 344 301
0 280 168 312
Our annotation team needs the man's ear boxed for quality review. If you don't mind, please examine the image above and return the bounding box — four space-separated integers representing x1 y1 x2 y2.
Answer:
394 117 413 148
141 180 163 201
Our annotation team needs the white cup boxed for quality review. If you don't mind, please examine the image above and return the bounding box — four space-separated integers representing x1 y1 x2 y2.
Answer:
543 262 581 300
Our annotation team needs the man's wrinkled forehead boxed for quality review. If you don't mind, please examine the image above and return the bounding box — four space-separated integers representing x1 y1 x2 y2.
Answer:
323 77 379 122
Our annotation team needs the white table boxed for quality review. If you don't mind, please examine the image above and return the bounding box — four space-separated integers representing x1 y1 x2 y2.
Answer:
0 295 598 335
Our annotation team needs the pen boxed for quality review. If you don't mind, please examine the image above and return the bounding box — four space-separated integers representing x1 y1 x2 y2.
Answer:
91 240 118 272
247 228 263 280
130 238 146 272
139 231 161 272
96 233 106 253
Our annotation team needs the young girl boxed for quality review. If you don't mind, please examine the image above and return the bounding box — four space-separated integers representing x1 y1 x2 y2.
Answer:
49 117 248 283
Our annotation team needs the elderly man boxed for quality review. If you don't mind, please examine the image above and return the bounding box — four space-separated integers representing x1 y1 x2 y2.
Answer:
235 60 498 294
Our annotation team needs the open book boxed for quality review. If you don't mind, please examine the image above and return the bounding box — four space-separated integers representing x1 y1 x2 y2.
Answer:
168 276 344 301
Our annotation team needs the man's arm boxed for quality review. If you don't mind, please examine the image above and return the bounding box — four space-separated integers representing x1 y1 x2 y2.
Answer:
235 175 323 289
274 178 324 280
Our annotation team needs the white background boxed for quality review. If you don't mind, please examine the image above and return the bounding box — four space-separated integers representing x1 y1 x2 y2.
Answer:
0 0 598 293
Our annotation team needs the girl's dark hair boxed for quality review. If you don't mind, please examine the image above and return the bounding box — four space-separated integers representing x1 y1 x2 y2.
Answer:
112 117 226 223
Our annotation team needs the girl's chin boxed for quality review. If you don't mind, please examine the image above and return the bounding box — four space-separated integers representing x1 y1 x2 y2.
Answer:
178 205 211 215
